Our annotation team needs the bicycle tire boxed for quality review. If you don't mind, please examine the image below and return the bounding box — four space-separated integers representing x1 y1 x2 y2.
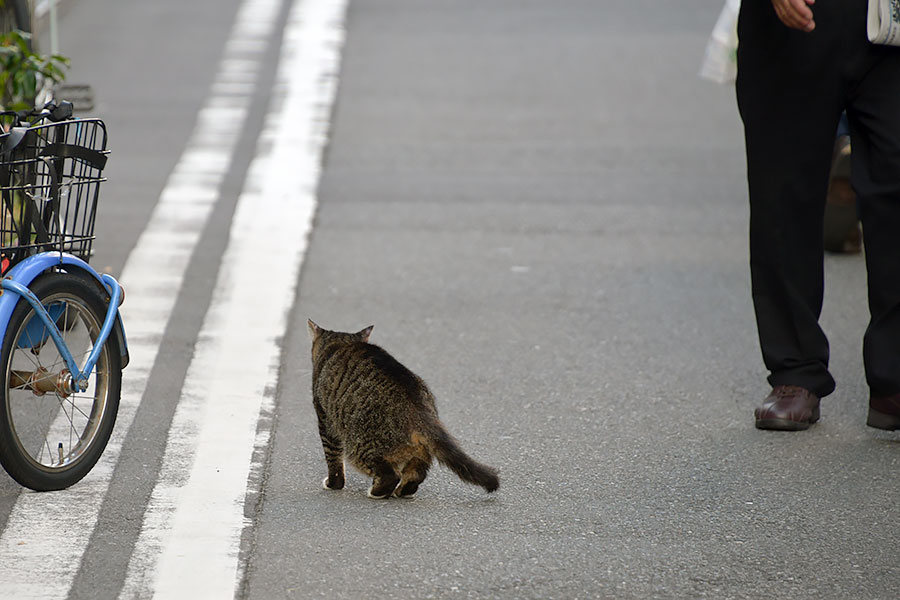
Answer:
0 271 121 491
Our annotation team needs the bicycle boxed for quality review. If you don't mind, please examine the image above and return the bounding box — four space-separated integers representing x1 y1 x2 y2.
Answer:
0 101 128 491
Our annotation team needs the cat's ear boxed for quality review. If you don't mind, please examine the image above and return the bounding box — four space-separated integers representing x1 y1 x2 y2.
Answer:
308 319 322 340
357 325 374 342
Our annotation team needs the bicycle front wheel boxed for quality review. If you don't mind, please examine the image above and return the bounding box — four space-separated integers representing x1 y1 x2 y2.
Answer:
0 272 122 491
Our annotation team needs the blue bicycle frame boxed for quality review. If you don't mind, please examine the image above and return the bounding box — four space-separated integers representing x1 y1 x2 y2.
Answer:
0 252 128 391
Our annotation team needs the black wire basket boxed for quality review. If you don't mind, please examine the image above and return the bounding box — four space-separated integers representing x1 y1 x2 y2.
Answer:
0 118 108 272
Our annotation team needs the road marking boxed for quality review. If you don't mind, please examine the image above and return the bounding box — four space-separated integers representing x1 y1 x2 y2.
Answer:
119 0 347 597
0 0 282 597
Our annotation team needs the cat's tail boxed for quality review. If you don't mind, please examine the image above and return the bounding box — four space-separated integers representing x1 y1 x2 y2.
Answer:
423 422 499 493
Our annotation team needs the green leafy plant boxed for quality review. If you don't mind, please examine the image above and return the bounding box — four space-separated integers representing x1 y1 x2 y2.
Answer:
0 30 69 111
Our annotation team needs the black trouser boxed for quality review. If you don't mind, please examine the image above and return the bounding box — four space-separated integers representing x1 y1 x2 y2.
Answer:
736 0 900 398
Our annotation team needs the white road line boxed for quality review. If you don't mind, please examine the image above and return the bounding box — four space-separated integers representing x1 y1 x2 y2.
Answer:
119 0 347 597
0 0 283 598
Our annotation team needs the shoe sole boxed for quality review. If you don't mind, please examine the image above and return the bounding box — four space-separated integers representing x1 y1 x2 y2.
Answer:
867 409 900 431
755 418 814 431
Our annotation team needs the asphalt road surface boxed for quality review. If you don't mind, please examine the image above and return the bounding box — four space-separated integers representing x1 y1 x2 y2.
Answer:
1 1 898 599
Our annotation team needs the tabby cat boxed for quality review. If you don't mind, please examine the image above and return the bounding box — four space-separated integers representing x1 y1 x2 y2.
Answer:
308 320 500 498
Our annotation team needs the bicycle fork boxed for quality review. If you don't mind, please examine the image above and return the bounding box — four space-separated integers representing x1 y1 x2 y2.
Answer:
0 274 123 395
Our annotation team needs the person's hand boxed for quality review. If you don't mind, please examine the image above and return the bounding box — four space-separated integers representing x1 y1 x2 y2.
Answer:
771 0 816 32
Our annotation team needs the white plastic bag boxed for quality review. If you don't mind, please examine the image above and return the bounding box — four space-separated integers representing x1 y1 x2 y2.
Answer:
867 0 900 46
699 0 741 84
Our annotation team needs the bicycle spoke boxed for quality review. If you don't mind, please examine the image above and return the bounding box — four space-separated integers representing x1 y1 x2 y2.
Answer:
40 438 52 465
51 395 81 465
64 393 93 423
20 326 42 370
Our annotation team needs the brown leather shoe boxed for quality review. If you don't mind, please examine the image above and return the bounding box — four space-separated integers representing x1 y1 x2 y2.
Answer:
754 385 820 431
867 394 900 431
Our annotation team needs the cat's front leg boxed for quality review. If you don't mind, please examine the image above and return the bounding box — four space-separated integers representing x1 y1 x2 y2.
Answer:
321 444 345 491
314 399 345 490
323 468 345 491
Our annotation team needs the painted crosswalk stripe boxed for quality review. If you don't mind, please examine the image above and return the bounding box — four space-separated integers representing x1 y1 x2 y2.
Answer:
118 0 348 597
0 0 284 597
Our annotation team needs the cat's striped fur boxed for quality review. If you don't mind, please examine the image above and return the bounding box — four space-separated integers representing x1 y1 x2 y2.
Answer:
308 320 499 498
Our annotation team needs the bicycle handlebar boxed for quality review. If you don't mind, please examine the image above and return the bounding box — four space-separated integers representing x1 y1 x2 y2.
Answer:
29 100 75 124
0 101 77 155
1 101 75 130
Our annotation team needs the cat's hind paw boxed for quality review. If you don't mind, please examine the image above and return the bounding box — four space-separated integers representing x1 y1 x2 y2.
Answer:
366 486 392 499
393 481 419 498
367 474 400 498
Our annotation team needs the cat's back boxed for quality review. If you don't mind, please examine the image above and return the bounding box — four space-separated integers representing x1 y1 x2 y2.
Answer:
315 339 429 404
365 343 425 395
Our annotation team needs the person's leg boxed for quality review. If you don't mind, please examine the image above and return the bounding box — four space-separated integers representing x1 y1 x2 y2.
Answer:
846 46 900 400
736 1 844 400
